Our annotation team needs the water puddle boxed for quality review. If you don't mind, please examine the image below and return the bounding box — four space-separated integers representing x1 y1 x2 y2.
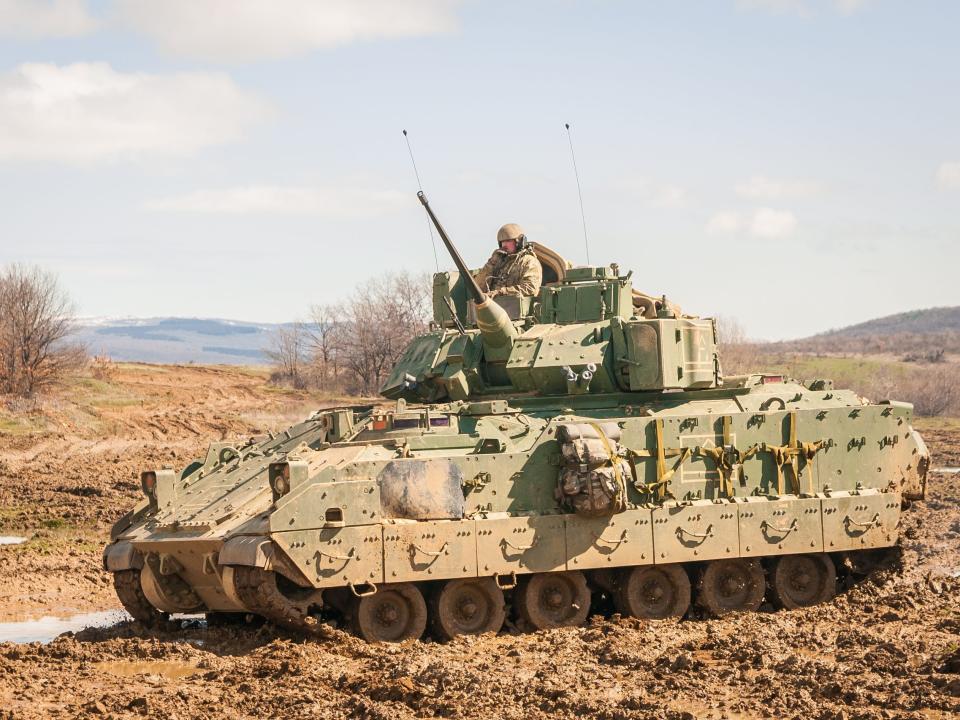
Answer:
0 536 27 546
95 659 201 680
0 610 130 644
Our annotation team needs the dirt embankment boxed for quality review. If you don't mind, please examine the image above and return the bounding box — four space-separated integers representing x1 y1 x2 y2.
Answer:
0 366 957 719
0 363 343 620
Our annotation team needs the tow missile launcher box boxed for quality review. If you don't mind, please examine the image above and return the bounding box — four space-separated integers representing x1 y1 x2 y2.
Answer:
105 193 928 642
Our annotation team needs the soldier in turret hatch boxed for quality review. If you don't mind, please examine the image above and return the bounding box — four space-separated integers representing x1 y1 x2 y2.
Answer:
474 223 543 298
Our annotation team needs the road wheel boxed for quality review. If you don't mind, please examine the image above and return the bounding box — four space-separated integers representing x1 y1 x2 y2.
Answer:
113 569 169 627
614 564 690 620
431 578 506 640
352 583 427 643
771 554 836 609
515 571 590 630
697 559 766 616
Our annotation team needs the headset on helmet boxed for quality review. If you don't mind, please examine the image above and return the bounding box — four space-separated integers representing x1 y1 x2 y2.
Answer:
496 223 527 251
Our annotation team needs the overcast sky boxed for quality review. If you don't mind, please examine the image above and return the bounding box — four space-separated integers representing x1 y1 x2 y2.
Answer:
0 0 956 340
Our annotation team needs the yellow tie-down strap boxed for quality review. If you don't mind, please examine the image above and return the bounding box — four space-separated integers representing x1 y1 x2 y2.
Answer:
627 419 690 501
744 412 826 496
626 414 826 500
587 422 627 510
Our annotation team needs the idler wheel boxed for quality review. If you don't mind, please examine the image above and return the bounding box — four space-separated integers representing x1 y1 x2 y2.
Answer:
113 569 169 627
697 559 766 616
614 564 691 620
351 583 427 643
515 571 590 630
430 578 506 640
140 559 204 614
771 554 836 609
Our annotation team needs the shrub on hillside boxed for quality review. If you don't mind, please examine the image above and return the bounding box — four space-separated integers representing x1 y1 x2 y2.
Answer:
892 366 959 417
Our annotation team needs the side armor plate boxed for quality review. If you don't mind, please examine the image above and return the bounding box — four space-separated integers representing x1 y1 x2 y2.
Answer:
821 490 900 552
476 515 566 577
272 526 383 589
565 510 654 571
383 519 477 583
738 496 823 557
652 500 738 563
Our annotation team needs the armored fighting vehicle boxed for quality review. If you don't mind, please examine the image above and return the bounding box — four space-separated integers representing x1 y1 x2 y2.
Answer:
105 193 929 642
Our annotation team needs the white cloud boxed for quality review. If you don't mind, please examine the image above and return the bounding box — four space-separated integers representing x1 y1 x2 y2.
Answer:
706 208 798 238
750 208 797 238
0 0 97 37
0 62 272 162
144 185 406 218
738 0 807 13
735 175 821 199
116 0 459 63
619 178 688 208
936 161 960 190
737 0 869 15
706 211 742 235
834 0 869 14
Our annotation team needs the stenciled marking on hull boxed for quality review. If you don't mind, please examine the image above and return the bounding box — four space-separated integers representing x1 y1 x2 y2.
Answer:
678 433 729 484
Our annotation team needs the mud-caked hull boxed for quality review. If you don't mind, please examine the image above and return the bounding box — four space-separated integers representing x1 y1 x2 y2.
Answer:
105 377 928 640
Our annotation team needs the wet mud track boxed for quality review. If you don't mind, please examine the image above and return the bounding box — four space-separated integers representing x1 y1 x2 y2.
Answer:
0 374 957 718
1 475 958 718
1 557 957 720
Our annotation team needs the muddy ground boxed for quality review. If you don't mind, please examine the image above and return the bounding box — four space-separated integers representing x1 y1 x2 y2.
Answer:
0 366 957 719
0 364 333 621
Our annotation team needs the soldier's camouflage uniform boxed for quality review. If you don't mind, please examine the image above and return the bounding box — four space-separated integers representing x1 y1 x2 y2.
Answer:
474 246 542 298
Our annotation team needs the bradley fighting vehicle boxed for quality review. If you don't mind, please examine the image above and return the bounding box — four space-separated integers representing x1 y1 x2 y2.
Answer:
105 193 929 642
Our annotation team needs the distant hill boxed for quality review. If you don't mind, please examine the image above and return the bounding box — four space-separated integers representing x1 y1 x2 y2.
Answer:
783 306 960 355
73 317 286 365
809 307 960 339
71 307 960 365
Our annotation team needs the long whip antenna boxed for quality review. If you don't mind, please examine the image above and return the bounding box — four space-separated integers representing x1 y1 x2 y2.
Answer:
565 122 590 264
402 129 439 271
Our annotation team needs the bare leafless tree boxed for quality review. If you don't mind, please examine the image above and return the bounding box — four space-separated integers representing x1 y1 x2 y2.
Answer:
269 271 431 396
265 322 309 389
306 304 342 390
332 271 431 395
714 315 764 376
714 315 747 346
0 264 85 396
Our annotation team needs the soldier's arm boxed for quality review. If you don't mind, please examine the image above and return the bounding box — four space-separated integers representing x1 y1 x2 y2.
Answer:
473 252 500 294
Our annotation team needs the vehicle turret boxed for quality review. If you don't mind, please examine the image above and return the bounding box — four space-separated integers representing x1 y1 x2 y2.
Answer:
381 194 721 402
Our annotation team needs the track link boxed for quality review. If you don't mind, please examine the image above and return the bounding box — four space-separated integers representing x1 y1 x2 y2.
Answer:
113 569 169 627
230 566 323 633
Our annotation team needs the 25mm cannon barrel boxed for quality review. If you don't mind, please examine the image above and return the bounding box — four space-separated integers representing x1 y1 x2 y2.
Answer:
417 191 517 353
418 191 485 304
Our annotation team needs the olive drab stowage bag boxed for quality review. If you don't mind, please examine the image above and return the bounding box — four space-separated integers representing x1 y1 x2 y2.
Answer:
556 422 629 517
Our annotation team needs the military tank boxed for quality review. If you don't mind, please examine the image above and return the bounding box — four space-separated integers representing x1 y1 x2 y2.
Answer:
104 192 929 642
